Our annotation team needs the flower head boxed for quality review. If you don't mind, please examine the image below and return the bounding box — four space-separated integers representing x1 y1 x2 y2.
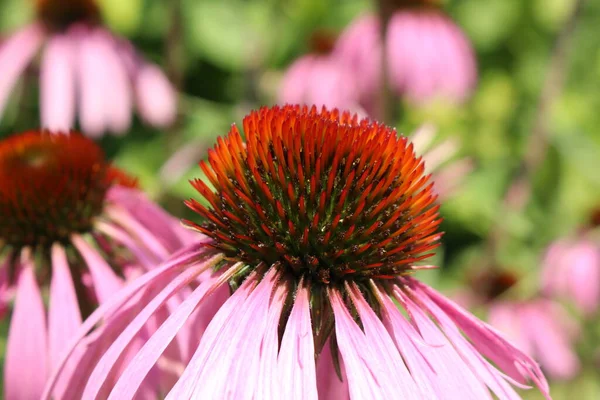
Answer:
279 31 363 114
0 0 176 136
0 130 192 399
47 106 549 400
36 0 100 31
333 3 477 108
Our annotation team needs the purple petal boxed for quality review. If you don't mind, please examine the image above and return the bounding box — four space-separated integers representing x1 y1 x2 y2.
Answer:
135 64 177 127
347 283 422 397
82 254 223 399
40 33 76 131
411 279 550 397
5 263 48 400
278 286 318 399
72 234 124 303
49 244 82 367
107 274 226 399
330 289 391 399
42 244 209 399
0 23 44 119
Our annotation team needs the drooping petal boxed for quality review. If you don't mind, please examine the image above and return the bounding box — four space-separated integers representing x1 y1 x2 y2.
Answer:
166 274 257 399
72 234 123 303
190 270 284 399
521 302 580 380
75 26 108 136
81 255 223 399
94 29 132 134
411 279 550 397
107 271 230 400
330 289 394 399
105 205 171 261
411 290 523 400
0 23 44 119
399 290 493 400
40 33 76 131
316 338 349 399
42 244 209 399
347 283 423 397
278 286 318 399
49 244 82 368
5 264 48 400
135 63 177 127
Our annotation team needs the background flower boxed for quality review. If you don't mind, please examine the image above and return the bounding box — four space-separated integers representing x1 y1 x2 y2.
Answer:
0 0 176 136
0 130 192 399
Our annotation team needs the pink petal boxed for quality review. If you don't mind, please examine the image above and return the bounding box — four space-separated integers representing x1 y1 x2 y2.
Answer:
416 293 523 399
347 283 422 397
278 286 318 399
0 23 44 119
75 26 107 136
48 244 82 368
105 205 171 261
82 256 221 399
316 339 349 399
521 303 580 380
135 64 177 127
378 287 440 398
94 29 132 134
40 33 76 131
190 270 283 399
330 289 391 399
411 279 550 397
400 291 493 400
42 244 208 400
72 234 124 303
166 275 257 399
567 242 600 315
5 264 48 400
107 275 225 399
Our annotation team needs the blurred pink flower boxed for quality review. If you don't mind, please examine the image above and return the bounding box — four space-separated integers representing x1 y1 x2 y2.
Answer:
0 0 176 136
46 106 549 399
279 54 363 114
0 131 193 399
542 238 600 316
334 9 477 108
278 31 364 114
488 299 581 381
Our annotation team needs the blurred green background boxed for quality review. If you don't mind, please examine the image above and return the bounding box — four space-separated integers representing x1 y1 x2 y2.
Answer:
1 0 599 398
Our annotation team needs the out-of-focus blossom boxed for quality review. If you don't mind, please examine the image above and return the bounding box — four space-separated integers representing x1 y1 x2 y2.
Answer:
334 5 477 108
0 130 193 399
411 123 473 200
0 0 177 136
542 238 600 316
489 299 581 381
47 106 549 400
279 31 364 114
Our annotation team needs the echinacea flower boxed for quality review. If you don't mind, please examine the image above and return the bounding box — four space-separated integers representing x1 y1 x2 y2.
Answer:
0 0 176 136
488 299 581 381
47 105 549 399
542 237 600 316
333 1 477 108
0 130 192 399
279 31 363 114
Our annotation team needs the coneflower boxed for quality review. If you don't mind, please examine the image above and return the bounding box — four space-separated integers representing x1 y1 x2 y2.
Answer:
334 0 477 108
47 105 549 399
0 131 192 399
0 0 176 136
